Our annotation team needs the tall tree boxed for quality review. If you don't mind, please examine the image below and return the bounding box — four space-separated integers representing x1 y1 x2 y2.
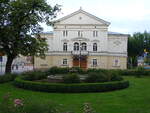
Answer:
0 0 60 73
128 31 150 67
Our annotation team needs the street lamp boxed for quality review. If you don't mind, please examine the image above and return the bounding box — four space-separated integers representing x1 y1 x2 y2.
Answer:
78 39 82 68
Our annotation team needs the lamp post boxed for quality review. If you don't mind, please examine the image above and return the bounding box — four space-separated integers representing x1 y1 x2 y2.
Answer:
78 39 82 68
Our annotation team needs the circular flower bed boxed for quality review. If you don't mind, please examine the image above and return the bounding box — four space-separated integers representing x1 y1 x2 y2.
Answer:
14 77 129 93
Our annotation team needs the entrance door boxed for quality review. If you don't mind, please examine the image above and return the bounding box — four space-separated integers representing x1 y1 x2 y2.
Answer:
73 57 79 67
73 56 87 69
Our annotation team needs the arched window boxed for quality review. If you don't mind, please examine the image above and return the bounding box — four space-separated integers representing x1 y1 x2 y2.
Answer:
81 43 87 51
74 42 79 51
63 43 67 51
93 43 97 51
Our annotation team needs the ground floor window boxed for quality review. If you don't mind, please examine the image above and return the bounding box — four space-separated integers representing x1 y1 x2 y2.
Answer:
63 59 68 65
114 59 120 66
92 59 97 67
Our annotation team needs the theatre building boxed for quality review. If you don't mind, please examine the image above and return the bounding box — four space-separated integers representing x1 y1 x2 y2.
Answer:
35 8 128 70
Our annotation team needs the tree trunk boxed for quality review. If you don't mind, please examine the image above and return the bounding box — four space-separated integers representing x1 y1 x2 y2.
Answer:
5 55 15 74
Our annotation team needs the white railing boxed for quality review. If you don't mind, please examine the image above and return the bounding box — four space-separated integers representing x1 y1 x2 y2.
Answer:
71 51 89 55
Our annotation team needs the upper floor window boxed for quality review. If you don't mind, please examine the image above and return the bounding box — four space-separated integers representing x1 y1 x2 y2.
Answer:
81 43 87 51
74 42 79 51
92 59 97 67
78 31 83 37
93 43 97 51
93 31 98 37
63 30 68 37
63 43 67 51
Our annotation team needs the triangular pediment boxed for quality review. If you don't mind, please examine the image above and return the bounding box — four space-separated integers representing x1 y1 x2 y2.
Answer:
55 9 110 26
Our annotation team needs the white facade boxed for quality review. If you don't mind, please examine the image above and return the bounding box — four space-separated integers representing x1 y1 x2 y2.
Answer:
36 8 128 69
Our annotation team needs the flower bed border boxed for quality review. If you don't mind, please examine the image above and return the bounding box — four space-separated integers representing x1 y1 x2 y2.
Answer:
14 77 129 93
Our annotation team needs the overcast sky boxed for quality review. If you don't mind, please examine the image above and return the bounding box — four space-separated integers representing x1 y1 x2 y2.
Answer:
42 0 150 34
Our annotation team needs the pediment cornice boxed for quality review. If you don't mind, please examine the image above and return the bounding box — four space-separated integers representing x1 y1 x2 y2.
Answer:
71 37 90 42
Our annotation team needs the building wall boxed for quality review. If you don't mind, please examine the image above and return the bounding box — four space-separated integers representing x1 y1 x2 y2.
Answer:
52 27 108 52
108 35 128 53
34 55 127 70
34 55 72 69
34 9 128 70
107 56 127 69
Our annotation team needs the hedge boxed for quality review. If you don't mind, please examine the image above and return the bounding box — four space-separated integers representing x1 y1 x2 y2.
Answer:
45 67 150 77
0 74 18 83
14 77 129 93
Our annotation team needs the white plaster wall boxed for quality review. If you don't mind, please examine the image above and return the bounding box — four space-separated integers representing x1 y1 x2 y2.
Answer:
52 28 108 52
43 10 128 56
108 35 128 53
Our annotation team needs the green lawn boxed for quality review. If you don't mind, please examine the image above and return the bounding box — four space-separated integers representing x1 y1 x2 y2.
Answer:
0 76 150 113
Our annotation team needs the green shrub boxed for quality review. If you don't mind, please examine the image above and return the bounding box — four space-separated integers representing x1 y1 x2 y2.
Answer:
46 67 70 75
120 68 150 77
14 77 129 93
85 72 107 83
85 71 123 83
63 73 80 83
46 67 87 75
0 73 18 83
107 70 123 81
87 68 107 74
22 71 46 81
70 67 87 74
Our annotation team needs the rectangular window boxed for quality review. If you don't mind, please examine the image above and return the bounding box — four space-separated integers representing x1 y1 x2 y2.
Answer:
78 31 80 37
63 30 68 37
78 31 83 37
93 31 95 37
63 43 67 51
114 59 120 67
93 59 97 67
63 59 67 65
96 31 98 37
93 31 98 37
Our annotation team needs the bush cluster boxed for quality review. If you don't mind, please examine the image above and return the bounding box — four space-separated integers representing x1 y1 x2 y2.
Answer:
0 73 18 83
62 73 80 83
46 66 150 77
46 67 87 75
46 67 70 75
14 77 129 93
85 71 123 83
85 72 107 83
120 67 150 77
22 71 47 81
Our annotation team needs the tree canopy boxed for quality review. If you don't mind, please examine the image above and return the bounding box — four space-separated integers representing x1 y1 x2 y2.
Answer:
128 31 150 67
0 0 60 73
